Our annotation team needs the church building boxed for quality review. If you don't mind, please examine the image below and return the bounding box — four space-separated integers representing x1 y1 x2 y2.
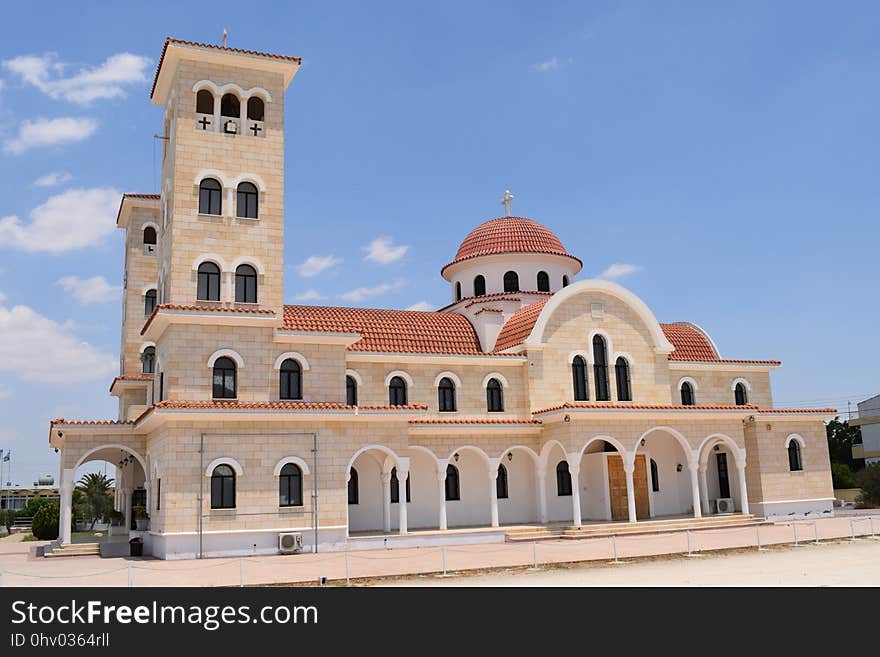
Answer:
48 38 836 559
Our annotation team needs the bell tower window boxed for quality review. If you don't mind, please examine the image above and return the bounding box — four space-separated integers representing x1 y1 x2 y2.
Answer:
199 178 222 215
236 182 258 219
196 89 214 114
247 97 264 121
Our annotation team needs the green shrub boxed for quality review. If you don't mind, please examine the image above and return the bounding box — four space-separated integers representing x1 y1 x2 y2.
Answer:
1 509 15 532
31 502 59 540
832 463 857 489
18 496 55 519
855 463 880 507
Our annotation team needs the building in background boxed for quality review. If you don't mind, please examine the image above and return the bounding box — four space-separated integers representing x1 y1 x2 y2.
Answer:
0 475 60 512
853 394 880 464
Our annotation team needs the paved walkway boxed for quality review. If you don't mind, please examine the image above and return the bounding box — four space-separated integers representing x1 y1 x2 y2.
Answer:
0 514 877 587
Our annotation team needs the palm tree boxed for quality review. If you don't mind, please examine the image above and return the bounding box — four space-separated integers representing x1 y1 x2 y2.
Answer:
76 472 115 531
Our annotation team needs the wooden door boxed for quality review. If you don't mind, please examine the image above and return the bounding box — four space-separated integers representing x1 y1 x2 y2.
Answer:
607 454 650 521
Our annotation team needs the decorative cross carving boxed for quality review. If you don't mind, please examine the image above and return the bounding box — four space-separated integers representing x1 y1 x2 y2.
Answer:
250 122 262 137
198 116 211 130
500 190 514 216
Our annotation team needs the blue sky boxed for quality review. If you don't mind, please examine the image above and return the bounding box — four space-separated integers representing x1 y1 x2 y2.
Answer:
0 1 878 484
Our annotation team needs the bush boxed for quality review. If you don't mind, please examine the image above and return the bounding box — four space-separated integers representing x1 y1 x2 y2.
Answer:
1 509 15 532
855 463 880 507
18 496 55 519
31 502 59 540
832 463 857 489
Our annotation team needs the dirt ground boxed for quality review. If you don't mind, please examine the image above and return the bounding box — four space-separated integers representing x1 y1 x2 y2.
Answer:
380 538 880 587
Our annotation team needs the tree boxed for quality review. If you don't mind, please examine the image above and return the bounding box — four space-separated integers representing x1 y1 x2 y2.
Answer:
831 463 856 489
31 502 59 540
826 417 864 471
18 496 54 519
855 463 880 507
76 472 115 530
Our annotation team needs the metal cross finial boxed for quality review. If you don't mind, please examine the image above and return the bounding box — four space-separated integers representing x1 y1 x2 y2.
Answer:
222 29 228 48
500 190 515 216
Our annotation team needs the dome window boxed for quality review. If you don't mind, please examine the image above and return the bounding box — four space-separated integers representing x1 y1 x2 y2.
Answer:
503 271 519 292
537 271 550 292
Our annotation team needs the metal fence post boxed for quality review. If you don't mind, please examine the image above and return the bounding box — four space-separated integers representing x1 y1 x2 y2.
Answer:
871 516 876 539
530 541 539 570
612 534 619 563
686 529 692 556
756 524 762 551
239 558 244 587
793 523 798 546
851 517 856 542
441 546 447 576
127 564 132 588
345 550 350 586
814 522 819 545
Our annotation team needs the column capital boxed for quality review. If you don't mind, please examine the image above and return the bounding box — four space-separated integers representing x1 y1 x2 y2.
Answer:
396 468 409 481
565 453 581 475
687 450 701 471
622 451 637 473
380 473 392 484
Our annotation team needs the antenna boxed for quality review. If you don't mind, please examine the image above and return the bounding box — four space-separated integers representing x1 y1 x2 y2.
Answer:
222 28 228 48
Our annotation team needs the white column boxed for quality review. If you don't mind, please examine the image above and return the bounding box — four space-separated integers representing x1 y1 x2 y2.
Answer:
688 455 702 518
397 469 409 535
223 271 234 303
699 465 710 516
488 458 500 528
567 454 582 527
122 488 132 533
381 471 392 533
58 468 75 545
735 456 750 515
437 459 448 530
624 456 637 523
536 469 548 524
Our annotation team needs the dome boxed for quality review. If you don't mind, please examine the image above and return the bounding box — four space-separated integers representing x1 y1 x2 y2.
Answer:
441 216 581 277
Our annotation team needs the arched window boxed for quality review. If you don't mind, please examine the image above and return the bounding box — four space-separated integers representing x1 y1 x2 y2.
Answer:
455 281 462 301
235 264 258 303
197 262 221 301
389 376 407 406
503 270 519 292
734 382 749 406
196 89 214 114
556 461 572 496
348 468 359 504
650 459 660 492
198 178 222 215
144 289 157 316
143 226 157 245
593 335 610 401
279 463 303 507
212 356 237 399
247 96 264 121
496 464 509 499
141 346 155 374
220 93 240 118
236 182 258 219
571 355 589 401
486 378 504 412
279 358 302 400
788 441 803 472
438 377 456 412
473 275 486 296
346 375 357 406
445 464 460 501
615 357 631 401
390 467 410 504
537 271 550 292
681 381 695 406
210 464 236 509
562 275 570 287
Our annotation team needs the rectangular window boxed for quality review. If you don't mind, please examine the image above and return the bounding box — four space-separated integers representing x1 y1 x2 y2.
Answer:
156 478 161 511
716 453 730 498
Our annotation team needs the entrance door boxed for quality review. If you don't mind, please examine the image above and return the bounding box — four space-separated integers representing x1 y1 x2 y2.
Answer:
716 453 730 499
607 454 650 521
130 489 146 530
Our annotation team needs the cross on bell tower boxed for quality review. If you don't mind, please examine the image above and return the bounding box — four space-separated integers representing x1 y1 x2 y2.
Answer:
500 190 515 216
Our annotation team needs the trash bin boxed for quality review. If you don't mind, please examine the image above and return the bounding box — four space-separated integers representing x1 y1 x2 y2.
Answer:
129 537 143 557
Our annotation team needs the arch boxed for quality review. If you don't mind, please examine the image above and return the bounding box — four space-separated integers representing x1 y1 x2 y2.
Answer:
345 369 363 386
247 96 265 121
730 377 752 392
195 88 214 114
697 433 744 466
273 456 311 476
636 426 694 458
138 341 156 355
191 253 229 272
576 434 629 461
231 173 267 193
141 221 160 235
495 444 539 466
677 376 699 391
229 256 266 276
784 433 806 449
346 444 403 474
220 92 240 117
444 444 491 470
588 329 614 363
406 445 443 474
141 283 159 296
539 439 569 467
613 351 635 367
481 372 510 389
537 270 550 292
614 355 632 401
191 80 273 103
384 370 414 388
526 279 675 353
503 270 519 292
204 456 243 477
433 371 462 388
473 274 486 296
75 444 146 474
272 351 310 371
568 350 591 365
193 168 232 189
208 348 244 368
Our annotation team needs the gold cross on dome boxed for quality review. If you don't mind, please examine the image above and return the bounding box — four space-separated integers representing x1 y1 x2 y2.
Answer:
500 190 514 216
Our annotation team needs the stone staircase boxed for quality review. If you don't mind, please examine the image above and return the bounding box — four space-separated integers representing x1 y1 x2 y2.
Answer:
506 514 767 542
44 542 101 558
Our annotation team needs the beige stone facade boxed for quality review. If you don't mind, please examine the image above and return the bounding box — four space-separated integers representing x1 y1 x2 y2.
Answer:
49 38 835 559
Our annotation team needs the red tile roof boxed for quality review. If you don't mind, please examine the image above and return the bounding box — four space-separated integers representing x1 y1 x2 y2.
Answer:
282 305 494 355
151 37 301 99
50 418 134 427
116 193 160 225
141 303 277 335
493 299 549 351
410 418 541 425
109 374 153 393
150 400 426 412
662 322 718 361
756 408 838 414
441 217 582 276
533 403 759 415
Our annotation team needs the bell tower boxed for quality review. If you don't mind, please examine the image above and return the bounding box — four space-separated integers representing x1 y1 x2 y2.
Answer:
150 38 301 314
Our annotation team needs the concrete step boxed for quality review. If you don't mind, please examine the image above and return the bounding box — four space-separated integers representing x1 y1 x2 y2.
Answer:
506 515 767 542
44 543 101 558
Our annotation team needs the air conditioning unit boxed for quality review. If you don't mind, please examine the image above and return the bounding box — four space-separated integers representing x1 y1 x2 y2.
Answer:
224 120 238 134
278 532 303 554
715 498 735 514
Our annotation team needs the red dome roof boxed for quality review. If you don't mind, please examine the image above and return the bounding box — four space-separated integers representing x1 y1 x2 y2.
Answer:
442 217 581 276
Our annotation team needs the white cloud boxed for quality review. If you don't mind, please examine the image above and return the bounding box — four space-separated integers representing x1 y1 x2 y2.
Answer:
598 263 642 280
340 280 404 302
364 236 409 264
4 117 97 154
0 187 120 253
531 57 559 73
33 171 73 187
0 301 116 383
294 289 324 301
294 255 341 278
56 275 121 304
406 301 435 312
3 52 152 104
